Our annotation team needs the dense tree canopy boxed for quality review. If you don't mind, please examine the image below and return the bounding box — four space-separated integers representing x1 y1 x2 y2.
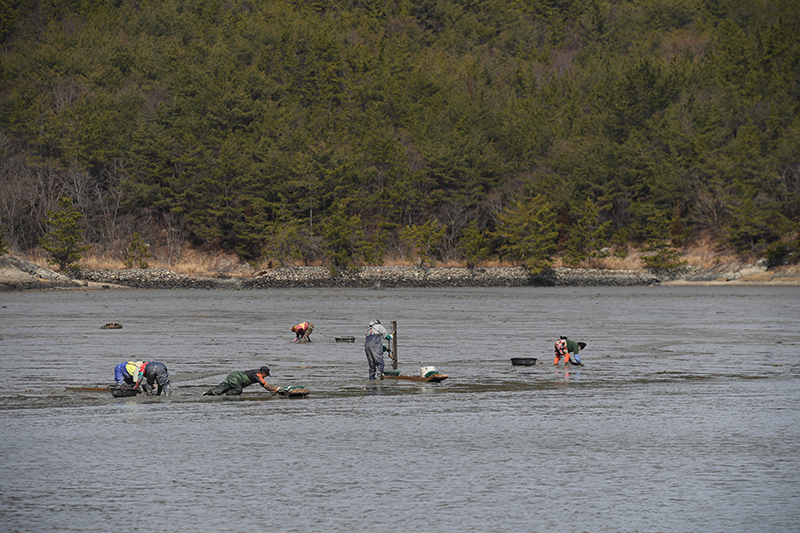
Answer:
1 0 798 267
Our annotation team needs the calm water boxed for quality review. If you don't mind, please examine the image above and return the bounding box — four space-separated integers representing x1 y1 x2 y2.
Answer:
0 286 798 532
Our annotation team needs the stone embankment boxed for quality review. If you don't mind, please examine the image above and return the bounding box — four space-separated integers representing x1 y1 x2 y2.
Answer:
4 255 798 291
72 268 241 289
71 264 679 289
243 265 677 288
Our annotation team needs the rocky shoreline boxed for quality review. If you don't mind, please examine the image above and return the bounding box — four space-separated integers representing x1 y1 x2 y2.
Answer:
2 255 798 291
72 264 680 289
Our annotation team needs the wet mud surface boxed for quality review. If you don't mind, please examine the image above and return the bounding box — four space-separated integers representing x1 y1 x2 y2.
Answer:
1 286 799 532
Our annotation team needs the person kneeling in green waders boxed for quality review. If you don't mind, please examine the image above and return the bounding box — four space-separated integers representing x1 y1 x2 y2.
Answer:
203 366 279 396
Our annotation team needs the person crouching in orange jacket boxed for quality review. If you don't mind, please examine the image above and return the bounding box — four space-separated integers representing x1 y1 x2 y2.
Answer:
291 322 314 342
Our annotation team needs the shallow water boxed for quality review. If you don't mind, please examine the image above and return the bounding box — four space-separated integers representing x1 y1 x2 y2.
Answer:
0 286 798 532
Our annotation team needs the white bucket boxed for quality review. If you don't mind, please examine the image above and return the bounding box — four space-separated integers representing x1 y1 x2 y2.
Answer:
419 366 438 377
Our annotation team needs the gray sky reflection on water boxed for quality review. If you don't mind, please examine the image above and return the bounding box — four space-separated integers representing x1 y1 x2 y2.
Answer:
0 286 798 532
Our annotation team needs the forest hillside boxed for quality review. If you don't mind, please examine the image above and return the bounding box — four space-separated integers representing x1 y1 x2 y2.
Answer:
1 0 798 271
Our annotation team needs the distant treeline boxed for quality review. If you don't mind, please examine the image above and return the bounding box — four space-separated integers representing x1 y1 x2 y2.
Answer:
1 0 798 269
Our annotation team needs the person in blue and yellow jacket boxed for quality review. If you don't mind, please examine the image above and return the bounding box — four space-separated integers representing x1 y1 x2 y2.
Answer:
114 361 173 396
203 366 278 396
114 361 144 387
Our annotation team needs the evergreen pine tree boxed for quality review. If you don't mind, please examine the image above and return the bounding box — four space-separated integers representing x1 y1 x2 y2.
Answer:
459 220 490 268
563 198 610 267
323 201 366 271
640 211 686 271
41 198 92 271
124 232 151 269
494 195 558 274
400 220 446 268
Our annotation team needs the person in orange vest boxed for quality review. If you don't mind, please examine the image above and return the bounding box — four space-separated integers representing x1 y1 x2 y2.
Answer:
291 321 314 342
554 336 585 366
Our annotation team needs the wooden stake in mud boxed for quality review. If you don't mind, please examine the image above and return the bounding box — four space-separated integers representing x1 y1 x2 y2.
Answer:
391 321 398 369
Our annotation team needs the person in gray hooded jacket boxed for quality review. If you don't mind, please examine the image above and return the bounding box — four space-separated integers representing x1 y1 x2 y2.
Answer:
364 320 391 380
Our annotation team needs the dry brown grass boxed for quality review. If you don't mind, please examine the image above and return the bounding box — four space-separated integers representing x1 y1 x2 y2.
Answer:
549 245 643 270
13 237 750 276
467 258 522 268
164 248 255 277
80 254 125 270
14 249 51 268
586 254 643 270
16 247 258 278
553 239 741 270
679 242 739 268
367 252 417 267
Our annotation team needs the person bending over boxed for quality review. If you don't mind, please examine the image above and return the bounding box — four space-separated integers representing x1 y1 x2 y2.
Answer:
138 361 173 396
364 320 391 380
291 322 314 342
203 366 278 396
554 336 584 366
114 361 144 387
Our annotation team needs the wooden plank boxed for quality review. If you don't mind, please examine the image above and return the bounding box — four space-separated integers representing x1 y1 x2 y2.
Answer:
391 320 398 370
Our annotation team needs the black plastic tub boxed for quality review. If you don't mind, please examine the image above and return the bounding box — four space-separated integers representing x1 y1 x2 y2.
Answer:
510 357 537 366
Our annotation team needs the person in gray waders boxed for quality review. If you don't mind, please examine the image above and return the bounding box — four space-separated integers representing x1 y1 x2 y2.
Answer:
139 361 173 396
115 361 172 396
203 366 279 396
364 320 391 380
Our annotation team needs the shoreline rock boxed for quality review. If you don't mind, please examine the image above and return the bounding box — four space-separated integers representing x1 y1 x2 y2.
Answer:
241 265 676 289
0 256 88 291
58 264 683 289
2 256 798 291
72 267 241 290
